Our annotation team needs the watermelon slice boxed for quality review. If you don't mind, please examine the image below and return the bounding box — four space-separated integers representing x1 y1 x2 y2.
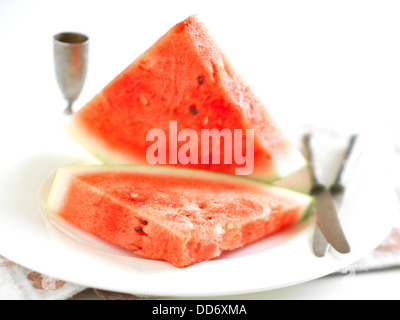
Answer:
65 15 306 181
46 165 312 268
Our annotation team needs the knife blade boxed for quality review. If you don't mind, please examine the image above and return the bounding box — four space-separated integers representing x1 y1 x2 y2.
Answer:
312 134 358 256
311 185 350 254
303 134 351 255
312 224 329 257
312 190 346 256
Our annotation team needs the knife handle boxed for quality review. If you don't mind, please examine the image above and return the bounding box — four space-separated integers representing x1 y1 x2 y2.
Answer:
330 134 358 194
302 134 325 194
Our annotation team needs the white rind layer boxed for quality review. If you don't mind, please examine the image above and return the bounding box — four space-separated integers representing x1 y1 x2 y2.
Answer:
64 115 147 165
65 114 307 182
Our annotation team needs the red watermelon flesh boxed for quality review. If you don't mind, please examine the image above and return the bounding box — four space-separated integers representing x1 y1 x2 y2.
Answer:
46 165 312 268
65 15 305 181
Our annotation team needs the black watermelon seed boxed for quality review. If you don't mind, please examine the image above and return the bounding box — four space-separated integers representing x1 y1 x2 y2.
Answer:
189 105 197 115
140 220 148 225
198 75 204 85
135 227 143 232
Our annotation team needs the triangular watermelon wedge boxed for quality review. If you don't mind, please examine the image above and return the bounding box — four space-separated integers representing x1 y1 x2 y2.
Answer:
46 165 312 268
65 15 305 181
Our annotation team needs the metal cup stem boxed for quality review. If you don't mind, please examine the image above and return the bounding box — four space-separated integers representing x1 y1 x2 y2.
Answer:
53 32 88 114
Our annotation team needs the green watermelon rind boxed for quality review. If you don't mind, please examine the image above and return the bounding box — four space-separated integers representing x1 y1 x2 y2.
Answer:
64 116 308 183
47 163 313 224
63 116 148 165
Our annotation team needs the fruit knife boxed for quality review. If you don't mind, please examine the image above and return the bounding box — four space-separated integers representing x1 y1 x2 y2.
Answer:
303 134 356 256
312 134 358 256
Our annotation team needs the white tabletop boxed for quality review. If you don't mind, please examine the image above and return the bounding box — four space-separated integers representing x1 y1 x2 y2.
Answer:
1 0 400 300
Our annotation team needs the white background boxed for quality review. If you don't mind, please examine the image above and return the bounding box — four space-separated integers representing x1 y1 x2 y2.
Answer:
1 0 399 134
1 0 400 299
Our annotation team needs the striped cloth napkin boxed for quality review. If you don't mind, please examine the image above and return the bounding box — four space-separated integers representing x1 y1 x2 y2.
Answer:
336 189 400 274
0 255 84 299
0 254 151 299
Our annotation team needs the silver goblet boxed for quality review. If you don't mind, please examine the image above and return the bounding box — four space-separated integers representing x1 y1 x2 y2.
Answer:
53 32 89 114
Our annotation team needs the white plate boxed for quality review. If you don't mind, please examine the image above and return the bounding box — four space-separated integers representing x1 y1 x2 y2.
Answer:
0 109 397 297
0 1 399 298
